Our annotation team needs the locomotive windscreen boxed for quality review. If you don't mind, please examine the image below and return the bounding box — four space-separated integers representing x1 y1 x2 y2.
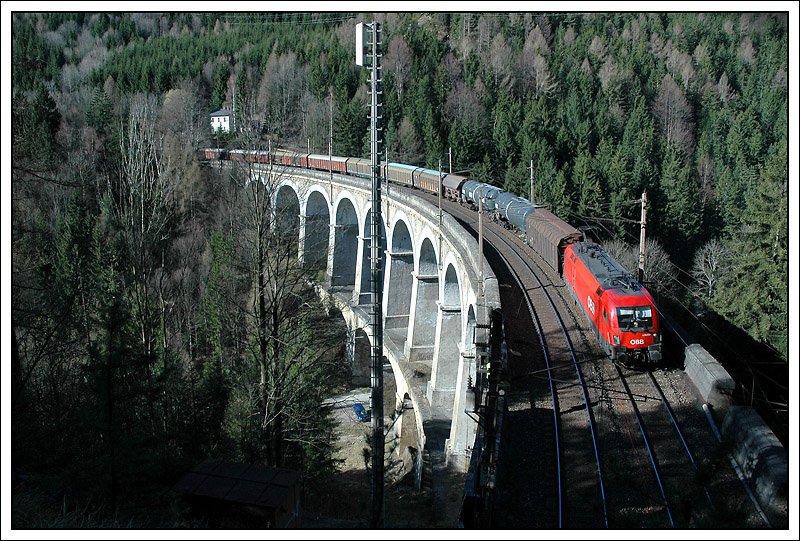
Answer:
616 306 654 331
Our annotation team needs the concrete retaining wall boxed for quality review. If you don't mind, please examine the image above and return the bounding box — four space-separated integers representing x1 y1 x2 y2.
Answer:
721 406 788 527
680 341 786 527
684 343 735 414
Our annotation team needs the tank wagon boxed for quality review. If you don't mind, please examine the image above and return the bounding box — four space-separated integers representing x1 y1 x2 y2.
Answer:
495 192 535 230
462 181 502 210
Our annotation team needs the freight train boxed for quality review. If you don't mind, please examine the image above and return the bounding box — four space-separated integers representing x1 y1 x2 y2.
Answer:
201 147 661 365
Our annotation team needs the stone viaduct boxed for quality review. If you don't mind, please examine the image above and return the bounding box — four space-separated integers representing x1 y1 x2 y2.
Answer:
245 161 501 475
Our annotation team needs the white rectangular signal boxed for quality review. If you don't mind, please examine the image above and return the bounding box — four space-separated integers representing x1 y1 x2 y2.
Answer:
355 22 368 66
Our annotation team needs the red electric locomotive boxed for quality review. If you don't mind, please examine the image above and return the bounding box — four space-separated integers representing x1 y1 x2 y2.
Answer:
563 241 661 365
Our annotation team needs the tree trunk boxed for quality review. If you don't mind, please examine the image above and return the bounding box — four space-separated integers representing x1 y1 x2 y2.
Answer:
271 301 283 467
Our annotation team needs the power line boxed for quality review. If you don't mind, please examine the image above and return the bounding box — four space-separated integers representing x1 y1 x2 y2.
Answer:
221 13 357 26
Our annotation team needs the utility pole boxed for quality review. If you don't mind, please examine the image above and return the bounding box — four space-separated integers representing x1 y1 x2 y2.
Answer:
438 159 443 222
639 191 647 284
448 146 452 174
478 196 484 297
357 20 384 529
530 160 535 203
438 160 443 270
329 86 334 200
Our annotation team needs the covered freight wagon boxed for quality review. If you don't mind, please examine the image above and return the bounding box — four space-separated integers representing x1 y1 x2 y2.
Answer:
442 173 468 201
386 162 417 187
524 208 583 275
413 167 442 194
307 154 347 173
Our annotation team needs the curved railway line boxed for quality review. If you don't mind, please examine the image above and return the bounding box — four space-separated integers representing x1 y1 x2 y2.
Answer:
493 220 610 529
205 155 776 529
413 187 765 529
416 190 611 527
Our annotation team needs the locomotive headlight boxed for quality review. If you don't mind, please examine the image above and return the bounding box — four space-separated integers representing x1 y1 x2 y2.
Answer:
652 334 660 343
613 335 620 345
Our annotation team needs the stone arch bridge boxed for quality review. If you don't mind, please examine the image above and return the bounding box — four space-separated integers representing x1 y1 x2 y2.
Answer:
244 162 501 474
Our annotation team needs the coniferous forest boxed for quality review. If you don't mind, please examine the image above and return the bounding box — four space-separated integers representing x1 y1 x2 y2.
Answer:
10 11 788 527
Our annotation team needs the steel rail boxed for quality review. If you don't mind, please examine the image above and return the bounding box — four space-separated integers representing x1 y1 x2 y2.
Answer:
647 371 715 510
488 229 609 529
615 364 675 527
489 236 565 528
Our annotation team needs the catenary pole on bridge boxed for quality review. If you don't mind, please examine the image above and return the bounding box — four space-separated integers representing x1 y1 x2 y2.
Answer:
438 160 443 270
530 160 535 203
357 20 384 528
329 86 334 195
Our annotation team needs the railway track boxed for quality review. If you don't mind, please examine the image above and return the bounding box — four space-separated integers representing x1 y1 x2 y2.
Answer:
486 222 609 529
416 192 607 528
412 189 763 529
210 155 773 529
510 225 718 528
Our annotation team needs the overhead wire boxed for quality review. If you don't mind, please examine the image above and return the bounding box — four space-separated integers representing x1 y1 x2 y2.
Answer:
221 13 357 27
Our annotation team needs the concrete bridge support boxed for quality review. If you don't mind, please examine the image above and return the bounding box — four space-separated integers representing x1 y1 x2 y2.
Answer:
448 305 478 466
254 167 501 479
302 190 330 272
348 327 371 388
275 185 300 259
406 238 438 362
330 199 359 288
427 264 462 421
384 220 414 349
355 210 386 305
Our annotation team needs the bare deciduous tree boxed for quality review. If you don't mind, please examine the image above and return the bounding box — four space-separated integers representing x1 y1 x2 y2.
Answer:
160 82 205 148
653 74 695 158
384 35 413 101
598 56 618 92
737 37 756 67
476 14 498 53
691 238 730 299
716 72 736 102
221 143 341 467
666 47 695 90
444 80 484 124
300 90 333 154
696 153 715 207
257 51 309 143
604 238 678 298
580 57 593 76
532 54 556 97
114 93 175 399
588 35 607 61
649 31 668 59
519 26 553 96
562 25 576 47
488 33 513 90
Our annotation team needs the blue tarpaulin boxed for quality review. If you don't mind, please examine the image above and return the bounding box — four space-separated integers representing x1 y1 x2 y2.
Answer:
352 403 368 422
